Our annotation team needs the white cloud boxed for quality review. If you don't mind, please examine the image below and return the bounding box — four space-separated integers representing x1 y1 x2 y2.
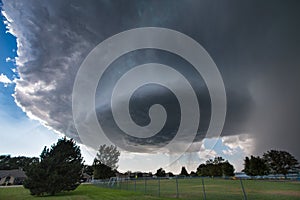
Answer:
2 1 92 140
0 73 12 87
222 148 237 156
5 57 15 62
222 134 254 156
220 135 254 171
198 142 217 160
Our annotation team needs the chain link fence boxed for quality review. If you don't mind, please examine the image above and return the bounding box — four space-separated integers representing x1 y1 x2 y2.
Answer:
91 176 300 199
92 177 251 199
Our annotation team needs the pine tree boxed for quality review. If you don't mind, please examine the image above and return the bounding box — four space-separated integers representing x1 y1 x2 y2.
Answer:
180 166 189 176
24 138 83 196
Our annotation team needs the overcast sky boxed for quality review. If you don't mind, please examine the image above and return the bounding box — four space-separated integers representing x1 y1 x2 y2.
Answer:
0 0 299 173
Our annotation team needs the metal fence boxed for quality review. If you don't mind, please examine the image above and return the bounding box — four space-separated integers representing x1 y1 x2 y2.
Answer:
92 177 250 200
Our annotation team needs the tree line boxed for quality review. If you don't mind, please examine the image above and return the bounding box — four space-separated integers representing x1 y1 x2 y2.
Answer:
1 137 299 196
243 150 299 178
0 155 38 171
154 157 235 178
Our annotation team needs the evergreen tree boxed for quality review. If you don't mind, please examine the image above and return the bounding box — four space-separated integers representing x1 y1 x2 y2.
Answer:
180 166 189 176
24 138 83 196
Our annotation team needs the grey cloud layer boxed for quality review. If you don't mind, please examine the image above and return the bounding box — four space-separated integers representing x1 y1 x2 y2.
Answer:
2 0 300 158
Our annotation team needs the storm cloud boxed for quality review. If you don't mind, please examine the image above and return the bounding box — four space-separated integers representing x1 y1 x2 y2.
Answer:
2 0 300 159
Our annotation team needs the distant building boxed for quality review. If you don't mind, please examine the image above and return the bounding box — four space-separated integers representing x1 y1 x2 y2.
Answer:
0 169 27 185
115 172 128 180
233 172 251 179
81 173 92 182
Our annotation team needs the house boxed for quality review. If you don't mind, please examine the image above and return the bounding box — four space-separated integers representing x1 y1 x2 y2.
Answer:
0 169 27 185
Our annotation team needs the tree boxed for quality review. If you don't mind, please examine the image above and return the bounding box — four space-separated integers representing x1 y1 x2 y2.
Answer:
83 165 94 176
93 144 120 179
243 156 251 175
243 156 269 176
197 157 235 177
0 155 39 171
196 163 208 176
180 166 189 176
263 150 299 178
221 161 235 176
155 168 166 177
190 171 198 177
95 144 120 170
92 159 115 179
166 172 175 177
24 138 84 196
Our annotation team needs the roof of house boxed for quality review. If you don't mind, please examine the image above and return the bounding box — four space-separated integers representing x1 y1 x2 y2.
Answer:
0 169 26 178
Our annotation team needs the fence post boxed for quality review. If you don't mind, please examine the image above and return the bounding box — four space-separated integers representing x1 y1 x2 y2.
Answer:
176 177 179 198
144 178 147 194
201 177 207 200
134 178 136 192
240 178 248 200
158 178 161 197
126 178 129 190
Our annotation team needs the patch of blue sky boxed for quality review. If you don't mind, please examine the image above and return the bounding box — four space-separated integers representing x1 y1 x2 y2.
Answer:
0 11 24 119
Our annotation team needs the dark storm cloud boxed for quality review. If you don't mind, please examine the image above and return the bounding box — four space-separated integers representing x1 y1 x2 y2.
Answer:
2 0 300 158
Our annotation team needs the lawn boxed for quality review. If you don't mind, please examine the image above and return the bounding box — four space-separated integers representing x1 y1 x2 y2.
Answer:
0 184 173 200
115 178 300 200
0 179 299 200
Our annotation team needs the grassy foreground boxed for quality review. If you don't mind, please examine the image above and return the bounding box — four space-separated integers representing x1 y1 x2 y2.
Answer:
0 179 299 200
0 184 173 200
116 178 300 200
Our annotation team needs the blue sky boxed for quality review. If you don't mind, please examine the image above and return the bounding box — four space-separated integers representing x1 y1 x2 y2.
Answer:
0 14 61 156
0 26 96 166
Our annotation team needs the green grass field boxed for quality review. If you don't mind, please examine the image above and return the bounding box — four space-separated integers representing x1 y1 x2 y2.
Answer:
0 184 172 200
115 178 300 200
0 179 299 200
